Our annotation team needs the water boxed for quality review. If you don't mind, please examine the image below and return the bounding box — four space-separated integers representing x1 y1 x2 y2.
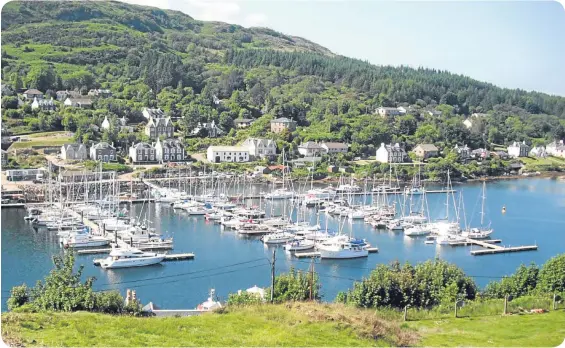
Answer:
2 178 565 311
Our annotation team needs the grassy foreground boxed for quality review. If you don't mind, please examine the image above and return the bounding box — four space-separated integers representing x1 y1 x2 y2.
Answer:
2 303 564 347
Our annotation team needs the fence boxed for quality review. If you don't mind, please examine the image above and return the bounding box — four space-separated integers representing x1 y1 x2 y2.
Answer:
397 294 565 321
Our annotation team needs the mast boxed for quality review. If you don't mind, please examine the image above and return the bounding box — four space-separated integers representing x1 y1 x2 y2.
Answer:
481 181 486 226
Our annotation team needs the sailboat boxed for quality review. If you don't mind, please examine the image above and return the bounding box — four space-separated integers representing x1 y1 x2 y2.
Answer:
461 181 494 239
404 165 424 195
317 216 369 259
264 148 295 200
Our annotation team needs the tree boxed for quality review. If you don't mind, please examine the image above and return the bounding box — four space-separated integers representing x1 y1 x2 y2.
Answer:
26 66 56 91
537 254 565 293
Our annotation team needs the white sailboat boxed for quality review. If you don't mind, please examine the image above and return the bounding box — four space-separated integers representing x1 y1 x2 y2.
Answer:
461 181 494 239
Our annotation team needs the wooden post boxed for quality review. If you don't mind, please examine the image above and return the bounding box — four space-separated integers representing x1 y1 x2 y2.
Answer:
403 305 408 322
503 295 508 315
270 249 276 303
553 293 557 310
455 300 458 318
309 257 315 301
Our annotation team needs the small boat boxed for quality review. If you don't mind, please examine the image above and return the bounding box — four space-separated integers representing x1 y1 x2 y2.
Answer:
404 224 431 236
347 209 366 219
196 289 222 311
317 235 369 259
283 239 315 251
99 247 165 269
424 236 436 245
387 219 404 231
461 227 493 239
262 232 295 244
62 233 110 248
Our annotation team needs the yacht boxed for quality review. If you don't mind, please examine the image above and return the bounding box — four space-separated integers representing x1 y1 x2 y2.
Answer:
99 247 165 269
283 239 315 251
336 184 361 193
317 235 369 259
61 233 110 248
386 219 404 231
196 289 222 311
404 186 424 195
347 209 366 219
261 232 295 244
264 188 295 200
401 214 427 225
436 234 466 245
404 224 431 236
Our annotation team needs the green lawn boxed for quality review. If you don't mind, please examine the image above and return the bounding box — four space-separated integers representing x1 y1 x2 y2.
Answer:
410 310 565 347
9 132 73 150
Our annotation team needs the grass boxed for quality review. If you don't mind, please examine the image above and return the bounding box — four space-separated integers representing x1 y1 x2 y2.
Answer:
9 132 74 150
410 310 565 347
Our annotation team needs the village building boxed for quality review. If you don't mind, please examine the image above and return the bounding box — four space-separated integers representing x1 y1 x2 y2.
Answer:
234 119 254 128
530 146 547 158
56 90 81 101
321 142 348 155
413 144 439 159
242 138 276 159
454 144 471 160
507 141 530 158
89 142 116 162
31 97 56 111
494 151 510 160
129 142 157 163
23 89 43 100
64 97 93 108
145 117 174 139
60 143 88 161
155 138 188 163
142 107 166 119
270 117 297 133
298 141 324 157
88 89 112 98
546 140 565 158
375 107 401 118
1 149 8 166
207 146 250 163
6 168 46 181
101 116 111 130
376 143 407 163
471 148 489 160
191 121 223 138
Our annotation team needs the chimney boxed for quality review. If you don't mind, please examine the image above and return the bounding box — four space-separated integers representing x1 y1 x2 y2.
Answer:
380 143 385 147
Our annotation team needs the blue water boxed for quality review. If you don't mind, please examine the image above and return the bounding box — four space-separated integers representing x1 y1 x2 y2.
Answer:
2 178 565 311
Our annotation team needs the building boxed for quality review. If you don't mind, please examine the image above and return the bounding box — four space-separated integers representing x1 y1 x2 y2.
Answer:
60 143 88 161
64 97 93 108
530 146 547 158
270 117 297 133
101 116 111 130
494 151 509 160
192 120 223 138
254 166 271 175
546 140 565 157
142 108 166 120
207 146 250 163
155 138 188 163
463 119 473 129
129 142 157 163
321 142 348 155
376 143 407 163
6 168 46 181
56 90 81 101
31 97 56 111
145 117 174 139
413 144 439 159
89 142 116 162
23 89 43 100
242 138 276 159
88 89 112 98
1 149 8 166
472 113 489 118
427 110 442 117
507 141 530 158
375 107 401 118
298 142 324 157
397 106 416 115
234 119 254 128
453 144 471 160
471 148 489 160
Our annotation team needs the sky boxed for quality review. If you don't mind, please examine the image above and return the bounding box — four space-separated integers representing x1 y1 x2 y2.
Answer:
125 0 565 96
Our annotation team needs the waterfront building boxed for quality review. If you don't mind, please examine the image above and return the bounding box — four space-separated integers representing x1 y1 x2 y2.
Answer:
376 143 407 163
155 138 188 163
207 146 249 163
242 138 276 159
60 143 88 161
90 142 116 162
129 142 157 164
507 141 530 158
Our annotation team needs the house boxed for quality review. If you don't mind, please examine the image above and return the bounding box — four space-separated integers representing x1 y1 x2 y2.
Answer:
321 142 348 154
298 142 324 157
254 166 271 175
376 143 407 163
494 151 509 160
142 108 166 120
270 117 297 133
155 138 188 163
212 95 222 105
530 146 547 158
6 168 46 181
1 149 8 166
508 161 524 174
413 144 439 159
88 89 112 98
454 144 471 160
207 146 250 163
234 119 254 128
101 116 111 130
472 113 489 118
192 120 223 138
118 116 135 133
471 148 489 160
375 107 401 118
145 117 174 139
427 110 442 117
23 89 43 100
507 141 530 158
60 143 88 161
129 142 157 164
89 142 116 162
56 90 81 101
242 138 276 159
31 97 56 111
546 140 565 157
64 97 93 108
463 119 473 129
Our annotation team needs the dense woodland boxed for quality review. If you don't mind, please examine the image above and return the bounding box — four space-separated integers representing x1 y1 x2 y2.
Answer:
2 1 565 176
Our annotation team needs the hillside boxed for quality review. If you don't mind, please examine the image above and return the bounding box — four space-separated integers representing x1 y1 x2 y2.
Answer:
2 303 565 347
2 0 565 177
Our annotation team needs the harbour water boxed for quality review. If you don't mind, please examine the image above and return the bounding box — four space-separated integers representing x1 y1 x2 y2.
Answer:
2 178 565 311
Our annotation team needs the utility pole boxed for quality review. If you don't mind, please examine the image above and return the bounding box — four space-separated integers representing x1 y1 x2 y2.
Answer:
270 249 276 303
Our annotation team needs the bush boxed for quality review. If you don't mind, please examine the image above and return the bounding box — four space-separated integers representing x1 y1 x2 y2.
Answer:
483 263 539 298
537 254 565 293
268 268 320 303
94 291 125 314
7 284 30 310
227 291 264 306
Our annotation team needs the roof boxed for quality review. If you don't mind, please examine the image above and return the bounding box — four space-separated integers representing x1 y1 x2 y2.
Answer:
159 138 184 149
415 144 439 151
208 146 249 152
322 142 348 149
290 156 322 163
62 143 87 151
147 117 172 127
378 107 399 111
380 143 406 153
509 141 528 148
298 141 323 149
234 118 253 123
132 142 154 150
60 170 95 177
243 138 275 147
143 108 165 118
92 142 115 150
67 97 93 105
24 89 42 95
271 117 295 123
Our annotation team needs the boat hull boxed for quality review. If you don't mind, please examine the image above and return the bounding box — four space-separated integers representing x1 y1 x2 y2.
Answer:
100 255 165 269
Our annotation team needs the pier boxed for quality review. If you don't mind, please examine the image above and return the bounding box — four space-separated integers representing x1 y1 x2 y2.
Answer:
450 238 538 256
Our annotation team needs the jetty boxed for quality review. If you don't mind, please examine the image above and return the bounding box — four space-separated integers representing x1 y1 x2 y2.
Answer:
449 238 538 256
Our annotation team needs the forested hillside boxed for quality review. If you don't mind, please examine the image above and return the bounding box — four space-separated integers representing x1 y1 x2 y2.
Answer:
2 0 565 170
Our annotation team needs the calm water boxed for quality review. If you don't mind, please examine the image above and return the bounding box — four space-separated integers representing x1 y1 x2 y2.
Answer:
2 178 565 311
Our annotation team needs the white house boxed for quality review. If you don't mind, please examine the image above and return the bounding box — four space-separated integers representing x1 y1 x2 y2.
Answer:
207 146 249 163
142 107 165 119
375 107 401 118
530 146 547 158
463 119 473 129
101 116 111 130
31 97 56 111
242 138 276 159
61 143 88 161
454 144 471 159
129 142 157 163
546 140 565 157
298 142 324 157
321 142 348 154
376 143 407 163
64 97 93 108
507 141 530 158
155 138 188 163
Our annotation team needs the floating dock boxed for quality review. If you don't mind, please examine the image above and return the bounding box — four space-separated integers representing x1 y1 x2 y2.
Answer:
451 238 538 256
449 239 502 246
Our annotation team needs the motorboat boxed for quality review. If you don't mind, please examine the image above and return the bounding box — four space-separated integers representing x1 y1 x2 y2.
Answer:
62 233 110 248
184 206 211 215
261 232 295 244
196 289 222 311
347 209 366 219
306 188 336 200
283 239 315 251
99 247 165 269
404 187 424 195
317 235 369 259
404 224 431 236
436 234 466 245
386 219 404 231
336 184 361 193
401 214 427 225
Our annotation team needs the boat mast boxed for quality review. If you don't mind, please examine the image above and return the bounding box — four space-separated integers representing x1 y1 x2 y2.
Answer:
481 181 486 227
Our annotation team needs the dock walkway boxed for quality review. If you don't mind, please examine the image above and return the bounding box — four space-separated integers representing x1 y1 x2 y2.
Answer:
453 237 538 256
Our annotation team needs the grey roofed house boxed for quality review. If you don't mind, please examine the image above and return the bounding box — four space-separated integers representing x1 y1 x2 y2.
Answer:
142 107 166 119
272 117 294 123
415 144 439 152
56 90 81 101
61 143 88 161
89 142 116 162
23 89 43 100
64 97 93 108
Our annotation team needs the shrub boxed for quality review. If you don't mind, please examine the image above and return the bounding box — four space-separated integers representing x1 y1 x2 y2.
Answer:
537 254 565 293
7 284 30 310
94 291 125 314
227 291 264 306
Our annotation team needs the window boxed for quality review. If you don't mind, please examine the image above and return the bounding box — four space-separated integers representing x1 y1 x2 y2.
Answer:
110 155 114 160
150 156 154 160
98 155 102 160
177 155 181 160
164 155 168 160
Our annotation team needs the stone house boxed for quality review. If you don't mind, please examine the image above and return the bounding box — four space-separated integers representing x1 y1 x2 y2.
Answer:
270 117 297 133
60 143 88 161
31 97 56 111
23 89 43 100
234 119 254 128
507 141 530 158
155 138 188 163
145 117 174 139
192 120 223 138
142 107 166 120
64 97 93 108
376 143 407 163
413 144 439 159
129 142 157 163
90 142 117 162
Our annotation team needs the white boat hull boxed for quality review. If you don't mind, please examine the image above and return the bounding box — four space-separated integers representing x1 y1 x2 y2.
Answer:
319 249 368 259
100 255 165 269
